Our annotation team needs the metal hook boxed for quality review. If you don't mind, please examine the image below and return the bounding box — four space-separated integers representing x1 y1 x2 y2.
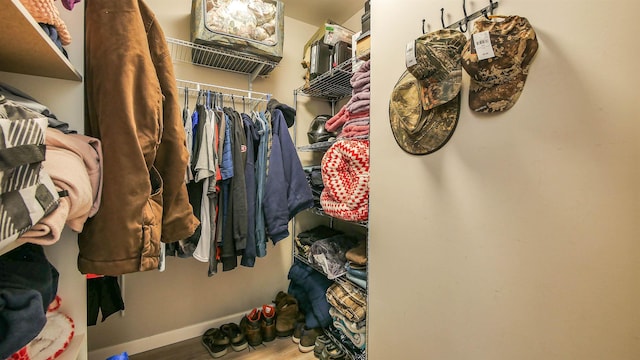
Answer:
459 0 469 32
242 96 246 113
489 0 495 15
440 8 446 28
422 19 426 34
231 94 236 109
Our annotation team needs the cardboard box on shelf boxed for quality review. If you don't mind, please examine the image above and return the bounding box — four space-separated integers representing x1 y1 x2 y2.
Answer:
356 31 370 60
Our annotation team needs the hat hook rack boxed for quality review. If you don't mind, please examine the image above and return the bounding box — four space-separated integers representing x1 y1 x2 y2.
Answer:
439 0 499 32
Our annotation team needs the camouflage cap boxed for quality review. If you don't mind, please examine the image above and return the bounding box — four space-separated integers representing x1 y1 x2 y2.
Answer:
407 29 467 110
389 70 461 155
462 16 539 113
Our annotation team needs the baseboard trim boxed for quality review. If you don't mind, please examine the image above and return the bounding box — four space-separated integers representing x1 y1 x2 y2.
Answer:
88 309 249 360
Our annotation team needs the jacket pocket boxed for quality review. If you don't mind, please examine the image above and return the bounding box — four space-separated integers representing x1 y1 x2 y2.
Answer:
139 166 163 271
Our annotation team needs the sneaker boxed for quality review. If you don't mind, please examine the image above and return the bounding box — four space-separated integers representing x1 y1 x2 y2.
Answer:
274 292 299 337
298 327 322 353
220 322 248 351
313 334 331 358
261 304 276 342
201 328 229 358
291 321 305 344
321 342 346 360
239 308 262 347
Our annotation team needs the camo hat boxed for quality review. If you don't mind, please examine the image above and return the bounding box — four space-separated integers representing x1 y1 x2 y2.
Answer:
389 70 461 155
462 16 538 113
406 29 467 110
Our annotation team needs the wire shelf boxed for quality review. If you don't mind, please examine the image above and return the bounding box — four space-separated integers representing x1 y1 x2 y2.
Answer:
293 253 367 294
166 37 279 78
296 57 355 100
297 140 336 152
307 207 369 228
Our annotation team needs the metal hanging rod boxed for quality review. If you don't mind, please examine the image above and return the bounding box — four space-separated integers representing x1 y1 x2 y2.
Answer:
443 0 499 32
175 78 271 103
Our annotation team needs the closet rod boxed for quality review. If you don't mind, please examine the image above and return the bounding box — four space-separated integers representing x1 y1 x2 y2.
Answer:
442 0 499 31
175 78 271 102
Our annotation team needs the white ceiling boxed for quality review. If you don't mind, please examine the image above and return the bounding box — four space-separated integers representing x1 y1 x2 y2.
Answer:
280 0 364 26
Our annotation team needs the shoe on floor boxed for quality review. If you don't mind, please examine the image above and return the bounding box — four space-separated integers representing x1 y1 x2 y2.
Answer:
291 321 305 344
313 334 331 358
261 304 276 342
274 292 300 337
239 308 262 347
220 322 248 351
201 328 229 358
298 327 322 353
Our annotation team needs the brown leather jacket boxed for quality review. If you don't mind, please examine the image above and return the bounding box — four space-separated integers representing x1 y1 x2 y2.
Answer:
80 0 199 275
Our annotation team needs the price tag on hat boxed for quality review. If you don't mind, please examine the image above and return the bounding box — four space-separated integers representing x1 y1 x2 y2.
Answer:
473 31 495 61
405 40 417 68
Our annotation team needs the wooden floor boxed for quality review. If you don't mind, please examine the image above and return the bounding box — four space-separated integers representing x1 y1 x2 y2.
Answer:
129 336 317 360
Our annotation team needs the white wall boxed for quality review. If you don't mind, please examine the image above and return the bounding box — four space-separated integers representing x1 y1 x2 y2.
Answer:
368 0 640 359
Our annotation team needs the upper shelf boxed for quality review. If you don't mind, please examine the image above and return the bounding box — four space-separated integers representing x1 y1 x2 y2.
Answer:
0 0 81 81
166 37 279 81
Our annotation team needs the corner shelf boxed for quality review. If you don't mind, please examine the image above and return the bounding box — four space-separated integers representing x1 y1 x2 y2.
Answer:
166 37 279 81
0 0 81 81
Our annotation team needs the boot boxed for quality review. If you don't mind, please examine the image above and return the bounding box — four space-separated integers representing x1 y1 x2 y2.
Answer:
274 292 299 337
261 304 276 342
239 308 262 347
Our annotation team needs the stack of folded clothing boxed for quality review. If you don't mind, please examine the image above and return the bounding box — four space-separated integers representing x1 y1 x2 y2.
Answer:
326 281 367 351
330 307 366 350
344 239 367 289
325 60 371 140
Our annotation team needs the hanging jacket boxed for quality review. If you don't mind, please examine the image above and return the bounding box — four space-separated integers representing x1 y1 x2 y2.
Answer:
263 109 314 243
81 0 199 275
240 113 258 267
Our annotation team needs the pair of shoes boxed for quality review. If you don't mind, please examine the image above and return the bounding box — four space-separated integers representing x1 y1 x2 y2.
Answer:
313 334 331 358
273 291 300 337
220 323 248 352
201 328 229 358
239 305 276 347
298 327 323 353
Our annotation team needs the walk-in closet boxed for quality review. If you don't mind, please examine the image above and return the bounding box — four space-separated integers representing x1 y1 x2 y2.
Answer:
2 0 639 359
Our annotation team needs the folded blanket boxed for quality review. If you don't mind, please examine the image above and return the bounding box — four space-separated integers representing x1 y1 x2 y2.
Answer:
320 140 370 222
